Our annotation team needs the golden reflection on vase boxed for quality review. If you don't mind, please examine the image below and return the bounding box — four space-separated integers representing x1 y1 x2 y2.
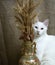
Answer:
19 41 40 65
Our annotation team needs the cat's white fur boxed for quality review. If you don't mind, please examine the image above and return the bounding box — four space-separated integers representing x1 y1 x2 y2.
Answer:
32 19 55 65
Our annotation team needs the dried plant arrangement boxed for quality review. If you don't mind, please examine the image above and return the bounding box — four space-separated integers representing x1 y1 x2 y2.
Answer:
14 0 43 42
14 0 44 65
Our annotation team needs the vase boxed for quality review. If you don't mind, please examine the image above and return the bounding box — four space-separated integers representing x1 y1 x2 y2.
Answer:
19 41 40 65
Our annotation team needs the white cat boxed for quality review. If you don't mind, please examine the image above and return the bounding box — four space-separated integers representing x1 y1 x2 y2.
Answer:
32 18 55 65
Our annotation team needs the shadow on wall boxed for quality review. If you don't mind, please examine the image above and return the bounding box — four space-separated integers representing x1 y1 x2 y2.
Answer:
0 0 22 65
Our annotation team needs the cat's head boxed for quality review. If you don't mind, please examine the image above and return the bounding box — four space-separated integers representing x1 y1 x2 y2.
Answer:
32 18 49 37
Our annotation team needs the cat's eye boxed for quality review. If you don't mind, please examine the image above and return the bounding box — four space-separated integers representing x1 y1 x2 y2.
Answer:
35 26 38 29
41 28 44 30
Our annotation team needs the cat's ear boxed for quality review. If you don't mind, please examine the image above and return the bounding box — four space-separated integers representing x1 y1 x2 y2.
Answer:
43 19 49 27
34 16 39 23
36 16 39 22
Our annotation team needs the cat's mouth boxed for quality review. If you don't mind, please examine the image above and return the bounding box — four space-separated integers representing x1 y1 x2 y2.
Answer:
37 32 39 35
36 32 40 37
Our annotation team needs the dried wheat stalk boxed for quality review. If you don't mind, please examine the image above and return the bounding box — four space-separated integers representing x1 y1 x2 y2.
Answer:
14 0 43 42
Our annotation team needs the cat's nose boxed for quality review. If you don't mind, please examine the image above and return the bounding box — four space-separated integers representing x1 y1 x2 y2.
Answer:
37 31 39 35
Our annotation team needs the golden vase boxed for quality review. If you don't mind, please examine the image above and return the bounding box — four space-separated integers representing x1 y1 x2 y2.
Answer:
19 41 40 65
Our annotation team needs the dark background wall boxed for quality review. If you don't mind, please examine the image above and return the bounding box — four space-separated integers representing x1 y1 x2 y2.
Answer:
0 0 55 65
